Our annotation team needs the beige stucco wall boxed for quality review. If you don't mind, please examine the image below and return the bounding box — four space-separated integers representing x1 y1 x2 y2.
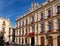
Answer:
15 0 60 46
0 17 12 42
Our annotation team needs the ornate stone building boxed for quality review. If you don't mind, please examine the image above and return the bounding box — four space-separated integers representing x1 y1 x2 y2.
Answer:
15 0 60 46
0 17 12 42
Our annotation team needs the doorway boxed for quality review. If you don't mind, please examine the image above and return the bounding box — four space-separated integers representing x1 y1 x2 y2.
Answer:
48 36 53 46
41 37 45 46
31 37 35 45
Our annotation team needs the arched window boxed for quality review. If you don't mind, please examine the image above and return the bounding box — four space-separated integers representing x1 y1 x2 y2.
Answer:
41 37 45 46
57 6 60 13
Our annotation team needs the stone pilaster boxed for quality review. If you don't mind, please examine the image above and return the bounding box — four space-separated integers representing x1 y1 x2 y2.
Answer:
53 34 58 46
35 24 37 34
45 21 48 32
53 19 58 32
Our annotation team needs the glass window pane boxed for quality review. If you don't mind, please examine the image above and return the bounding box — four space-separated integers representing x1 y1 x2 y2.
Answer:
57 6 60 12
41 13 44 18
48 22 53 30
41 24 44 32
58 20 60 28
32 17 34 21
48 10 51 15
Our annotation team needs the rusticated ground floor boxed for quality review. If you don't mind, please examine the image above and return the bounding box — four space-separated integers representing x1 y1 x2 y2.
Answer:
15 32 60 46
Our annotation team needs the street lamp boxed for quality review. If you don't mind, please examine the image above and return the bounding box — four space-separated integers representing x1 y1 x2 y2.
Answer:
45 32 49 46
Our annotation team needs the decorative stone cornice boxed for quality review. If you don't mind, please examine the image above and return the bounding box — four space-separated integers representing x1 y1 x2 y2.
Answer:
16 0 54 21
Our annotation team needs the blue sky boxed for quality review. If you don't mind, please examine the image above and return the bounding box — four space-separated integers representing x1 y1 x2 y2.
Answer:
0 0 46 26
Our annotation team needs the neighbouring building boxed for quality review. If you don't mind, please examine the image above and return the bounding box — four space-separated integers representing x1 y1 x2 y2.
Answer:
12 27 15 42
0 17 12 42
15 0 60 46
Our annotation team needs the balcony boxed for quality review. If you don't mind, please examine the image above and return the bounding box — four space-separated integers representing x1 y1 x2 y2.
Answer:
31 21 35 24
25 23 28 26
40 18 43 20
25 33 27 36
57 12 60 14
57 28 60 31
47 15 51 18
40 31 45 34
47 30 53 32
29 32 34 37
22 25 24 27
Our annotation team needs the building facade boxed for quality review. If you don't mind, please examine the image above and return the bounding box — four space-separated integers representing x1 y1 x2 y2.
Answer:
12 27 15 42
0 17 12 42
15 0 60 46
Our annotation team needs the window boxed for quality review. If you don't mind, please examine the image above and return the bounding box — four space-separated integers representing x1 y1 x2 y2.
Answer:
22 28 24 35
57 6 60 13
32 16 34 21
19 29 21 35
26 19 28 25
41 23 45 32
22 21 24 26
20 22 21 26
17 23 18 27
48 10 51 16
48 21 53 31
37 25 38 33
26 28 27 35
58 20 60 29
16 38 18 43
19 38 20 43
3 21 5 26
22 38 23 44
41 13 44 19
29 27 30 33
9 28 11 34
31 16 34 24
32 26 35 32
3 27 5 33
17 29 18 35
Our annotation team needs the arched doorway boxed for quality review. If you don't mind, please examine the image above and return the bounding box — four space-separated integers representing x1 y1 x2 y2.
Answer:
41 37 45 46
31 37 35 45
57 36 60 46
48 36 53 46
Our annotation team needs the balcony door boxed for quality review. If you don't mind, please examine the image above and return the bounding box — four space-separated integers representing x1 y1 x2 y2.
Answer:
48 36 53 46
31 37 35 45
